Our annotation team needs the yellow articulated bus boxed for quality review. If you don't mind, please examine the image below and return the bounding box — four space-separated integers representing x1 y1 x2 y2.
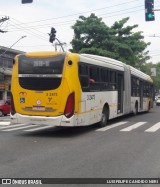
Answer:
10 52 153 127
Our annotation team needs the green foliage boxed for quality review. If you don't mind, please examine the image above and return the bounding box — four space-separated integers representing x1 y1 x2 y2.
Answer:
70 14 150 69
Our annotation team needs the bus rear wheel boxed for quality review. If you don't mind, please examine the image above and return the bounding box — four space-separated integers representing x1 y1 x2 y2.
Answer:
99 107 109 127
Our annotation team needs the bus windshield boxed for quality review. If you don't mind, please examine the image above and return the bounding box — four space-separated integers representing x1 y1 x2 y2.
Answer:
18 54 65 75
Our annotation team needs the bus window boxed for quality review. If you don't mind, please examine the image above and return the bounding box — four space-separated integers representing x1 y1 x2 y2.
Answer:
89 66 100 91
78 63 89 91
109 71 117 90
18 54 65 75
18 54 65 91
100 68 109 90
89 66 99 81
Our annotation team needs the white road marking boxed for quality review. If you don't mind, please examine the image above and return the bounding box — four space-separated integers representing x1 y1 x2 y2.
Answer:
120 122 147 131
96 121 128 131
1 121 160 133
145 122 160 132
24 126 53 132
2 125 38 131
0 123 27 130
0 122 10 126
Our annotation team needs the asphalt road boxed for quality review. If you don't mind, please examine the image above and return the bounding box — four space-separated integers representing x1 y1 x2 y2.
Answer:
1 107 160 186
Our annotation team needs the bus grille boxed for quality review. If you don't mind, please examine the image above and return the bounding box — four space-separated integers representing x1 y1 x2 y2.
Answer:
19 77 61 91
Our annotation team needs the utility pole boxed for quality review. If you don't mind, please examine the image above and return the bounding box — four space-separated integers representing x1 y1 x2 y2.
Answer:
0 16 9 33
0 16 9 23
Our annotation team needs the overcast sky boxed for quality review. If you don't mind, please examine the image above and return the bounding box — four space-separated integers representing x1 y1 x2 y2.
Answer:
0 0 160 63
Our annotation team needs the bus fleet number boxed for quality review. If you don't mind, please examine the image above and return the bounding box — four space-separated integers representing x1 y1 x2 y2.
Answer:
87 95 95 100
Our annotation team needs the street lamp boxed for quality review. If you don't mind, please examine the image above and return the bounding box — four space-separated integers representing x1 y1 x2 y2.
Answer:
0 35 27 79
0 35 27 57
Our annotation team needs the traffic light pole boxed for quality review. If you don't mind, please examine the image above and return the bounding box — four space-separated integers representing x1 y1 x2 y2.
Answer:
49 27 65 52
55 38 65 52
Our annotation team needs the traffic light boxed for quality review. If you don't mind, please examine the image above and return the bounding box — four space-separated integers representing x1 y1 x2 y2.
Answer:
49 27 56 43
145 0 155 21
22 0 33 3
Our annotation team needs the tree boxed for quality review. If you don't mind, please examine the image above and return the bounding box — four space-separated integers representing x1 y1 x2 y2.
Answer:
71 14 150 68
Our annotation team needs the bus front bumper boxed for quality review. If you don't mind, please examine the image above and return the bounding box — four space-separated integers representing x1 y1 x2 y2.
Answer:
10 113 75 127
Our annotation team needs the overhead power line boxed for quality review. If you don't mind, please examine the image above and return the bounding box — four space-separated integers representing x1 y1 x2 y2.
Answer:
8 0 141 27
9 18 48 41
0 16 9 23
8 5 145 31
0 16 9 33
7 1 160 32
2 0 160 49
2 3 147 43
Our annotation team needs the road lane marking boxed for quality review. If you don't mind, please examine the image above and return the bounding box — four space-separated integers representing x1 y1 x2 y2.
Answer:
0 122 10 126
145 122 160 132
24 126 53 131
2 125 39 131
120 122 147 131
0 123 27 130
96 121 128 131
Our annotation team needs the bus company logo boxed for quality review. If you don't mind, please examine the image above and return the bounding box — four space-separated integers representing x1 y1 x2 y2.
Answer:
36 100 41 105
19 92 27 97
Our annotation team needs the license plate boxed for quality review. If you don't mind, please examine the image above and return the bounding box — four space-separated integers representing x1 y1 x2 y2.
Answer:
32 106 45 111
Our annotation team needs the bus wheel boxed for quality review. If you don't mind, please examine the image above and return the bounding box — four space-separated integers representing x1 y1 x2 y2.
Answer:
99 107 108 127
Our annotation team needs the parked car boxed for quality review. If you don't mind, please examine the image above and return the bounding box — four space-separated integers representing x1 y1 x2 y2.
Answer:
0 100 11 116
156 96 160 106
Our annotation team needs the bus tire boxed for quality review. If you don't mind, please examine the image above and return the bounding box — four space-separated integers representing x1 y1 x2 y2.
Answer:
99 106 109 127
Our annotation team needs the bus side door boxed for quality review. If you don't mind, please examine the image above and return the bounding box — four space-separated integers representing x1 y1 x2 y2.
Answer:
117 73 124 113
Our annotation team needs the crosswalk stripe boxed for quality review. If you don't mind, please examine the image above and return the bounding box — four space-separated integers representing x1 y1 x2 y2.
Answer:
96 121 128 131
24 126 53 132
2 125 39 131
1 121 160 133
0 122 10 126
0 123 27 130
120 122 147 131
145 122 160 132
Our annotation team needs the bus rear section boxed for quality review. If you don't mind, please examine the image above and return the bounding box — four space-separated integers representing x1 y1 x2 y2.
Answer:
10 52 80 126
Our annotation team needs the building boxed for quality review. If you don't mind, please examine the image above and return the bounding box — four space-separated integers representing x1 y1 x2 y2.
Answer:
0 46 24 100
